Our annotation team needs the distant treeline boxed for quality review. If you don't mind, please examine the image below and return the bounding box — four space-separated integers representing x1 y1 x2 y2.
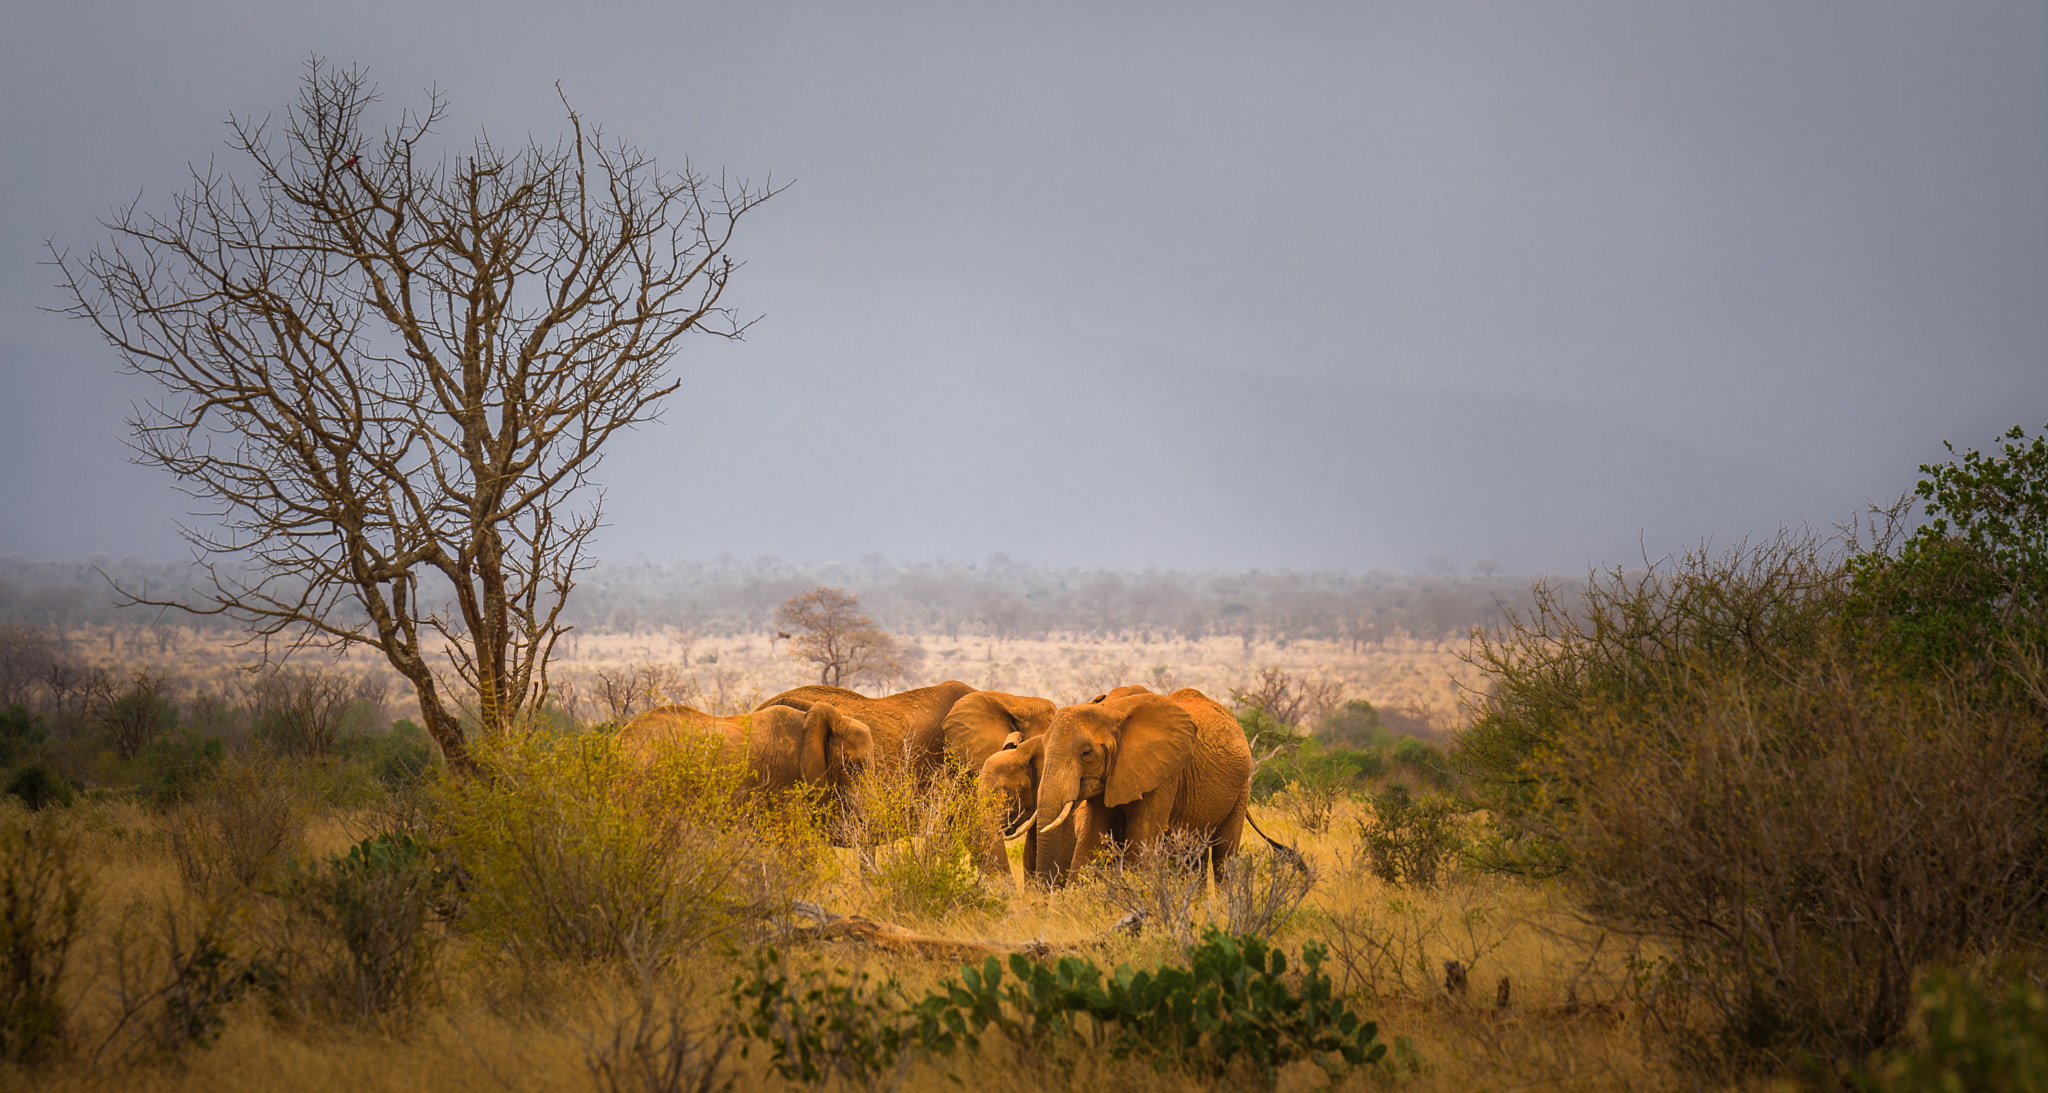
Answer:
0 553 1548 645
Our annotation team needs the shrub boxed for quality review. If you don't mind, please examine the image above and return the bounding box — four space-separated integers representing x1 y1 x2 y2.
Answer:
100 897 272 1063
1533 649 2045 1072
248 670 382 758
1851 967 2048 1093
1358 785 1464 889
1215 848 1316 939
0 706 44 769
136 730 225 805
918 929 1405 1086
341 719 437 789
1268 740 1380 832
434 731 775 971
4 765 72 812
729 931 1412 1088
1084 828 1212 947
1319 699 1390 750
0 813 91 1063
284 833 451 1019
1458 530 1847 830
166 751 308 892
728 948 919 1089
584 974 739 1093
834 759 1001 921
1846 422 2047 685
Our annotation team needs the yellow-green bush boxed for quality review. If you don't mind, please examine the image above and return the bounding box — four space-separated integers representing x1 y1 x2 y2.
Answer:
835 759 1003 921
431 730 800 971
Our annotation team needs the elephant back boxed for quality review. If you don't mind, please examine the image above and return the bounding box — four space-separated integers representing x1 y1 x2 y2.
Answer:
758 679 976 778
615 705 733 766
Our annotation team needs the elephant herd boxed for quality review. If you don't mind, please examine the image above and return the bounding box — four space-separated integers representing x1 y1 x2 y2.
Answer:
615 679 1256 886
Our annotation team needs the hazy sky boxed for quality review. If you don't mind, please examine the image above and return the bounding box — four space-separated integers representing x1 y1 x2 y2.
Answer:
3 2 2043 573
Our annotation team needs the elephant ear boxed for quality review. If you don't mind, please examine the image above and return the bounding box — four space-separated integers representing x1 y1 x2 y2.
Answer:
944 691 1056 773
1102 693 1196 808
830 709 875 770
799 702 848 784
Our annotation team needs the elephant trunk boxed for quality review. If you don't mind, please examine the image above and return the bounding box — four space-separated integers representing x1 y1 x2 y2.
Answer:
1032 745 1081 837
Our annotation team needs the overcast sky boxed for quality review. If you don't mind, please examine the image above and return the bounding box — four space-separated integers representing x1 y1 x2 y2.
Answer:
3 1 2043 574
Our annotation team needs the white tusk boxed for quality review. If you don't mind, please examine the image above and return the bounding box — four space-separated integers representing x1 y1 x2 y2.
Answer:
1000 730 1023 750
1005 813 1035 839
1038 799 1075 835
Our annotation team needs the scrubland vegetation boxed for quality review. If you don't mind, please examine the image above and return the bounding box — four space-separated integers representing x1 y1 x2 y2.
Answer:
0 425 2039 1092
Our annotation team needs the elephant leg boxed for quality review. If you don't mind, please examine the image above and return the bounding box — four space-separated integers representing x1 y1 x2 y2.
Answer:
1209 782 1251 882
1068 798 1117 878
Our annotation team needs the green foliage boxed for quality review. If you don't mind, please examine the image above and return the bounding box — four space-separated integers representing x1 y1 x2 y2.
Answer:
136 730 225 805
728 948 920 1088
283 833 450 1017
1849 423 2048 684
1358 785 1465 889
1390 737 1451 787
1457 531 1847 857
1850 968 2048 1093
920 930 1400 1086
4 765 73 812
0 813 91 1064
727 931 1410 1088
1319 699 1391 749
338 720 437 789
0 706 44 769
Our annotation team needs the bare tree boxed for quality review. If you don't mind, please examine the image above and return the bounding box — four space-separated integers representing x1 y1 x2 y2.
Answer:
1229 666 1342 728
51 61 778 769
0 623 63 709
775 587 902 688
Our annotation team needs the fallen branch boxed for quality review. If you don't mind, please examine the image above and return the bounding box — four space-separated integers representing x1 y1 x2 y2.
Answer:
776 903 1145 960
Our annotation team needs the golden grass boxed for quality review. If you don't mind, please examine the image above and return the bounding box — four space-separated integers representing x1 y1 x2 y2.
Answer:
7 631 1733 1091
1 783 1730 1093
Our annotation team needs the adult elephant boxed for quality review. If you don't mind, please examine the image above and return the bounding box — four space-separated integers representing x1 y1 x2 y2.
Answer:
1022 687 1251 879
755 679 976 783
615 702 874 799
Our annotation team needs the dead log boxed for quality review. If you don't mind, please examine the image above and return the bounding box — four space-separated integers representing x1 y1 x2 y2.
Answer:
776 902 1143 960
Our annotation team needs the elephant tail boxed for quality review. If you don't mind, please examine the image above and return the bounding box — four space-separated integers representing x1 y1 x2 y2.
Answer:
1243 806 1310 875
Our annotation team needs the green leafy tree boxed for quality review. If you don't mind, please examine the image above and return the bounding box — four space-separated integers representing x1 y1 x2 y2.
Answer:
1849 423 2048 686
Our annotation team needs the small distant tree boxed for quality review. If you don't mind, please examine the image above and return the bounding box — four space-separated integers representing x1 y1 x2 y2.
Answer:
0 624 62 710
775 587 902 688
92 672 178 759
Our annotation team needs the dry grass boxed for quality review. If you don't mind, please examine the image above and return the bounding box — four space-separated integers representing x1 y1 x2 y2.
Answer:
0 787 1704 1093
2 634 1725 1092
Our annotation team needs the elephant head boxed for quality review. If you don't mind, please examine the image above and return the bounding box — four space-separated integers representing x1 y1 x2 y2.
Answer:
943 690 1057 776
981 734 1045 834
1089 684 1155 703
798 701 874 789
1031 692 1197 836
